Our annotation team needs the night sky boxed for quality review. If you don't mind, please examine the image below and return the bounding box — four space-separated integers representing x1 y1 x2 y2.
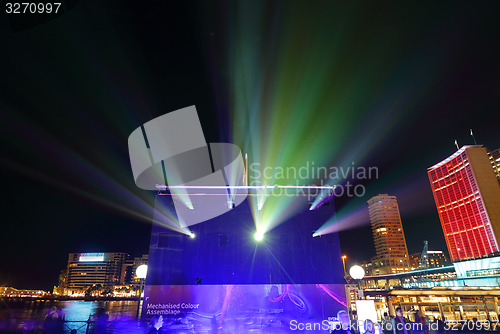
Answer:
1 1 499 290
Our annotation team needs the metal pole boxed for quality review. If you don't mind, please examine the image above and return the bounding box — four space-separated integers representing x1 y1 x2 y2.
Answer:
470 129 477 145
136 279 144 319
86 317 91 334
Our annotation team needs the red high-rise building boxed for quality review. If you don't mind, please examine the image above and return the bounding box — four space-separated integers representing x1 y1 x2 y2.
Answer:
428 145 500 262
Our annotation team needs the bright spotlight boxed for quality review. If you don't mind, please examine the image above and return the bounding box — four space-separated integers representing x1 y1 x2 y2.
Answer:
189 232 196 239
254 232 264 241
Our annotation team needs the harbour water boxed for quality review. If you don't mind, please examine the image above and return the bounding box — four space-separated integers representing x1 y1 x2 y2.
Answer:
0 299 147 333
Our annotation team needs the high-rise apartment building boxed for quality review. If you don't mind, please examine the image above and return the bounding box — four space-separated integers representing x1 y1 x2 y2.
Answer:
65 252 130 289
428 145 500 262
368 194 410 275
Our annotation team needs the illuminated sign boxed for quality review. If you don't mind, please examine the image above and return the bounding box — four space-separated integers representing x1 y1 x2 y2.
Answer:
79 253 105 262
402 280 462 289
355 300 378 333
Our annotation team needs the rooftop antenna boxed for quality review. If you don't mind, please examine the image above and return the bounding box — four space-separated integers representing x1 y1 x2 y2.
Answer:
470 129 477 145
454 139 460 150
245 153 248 186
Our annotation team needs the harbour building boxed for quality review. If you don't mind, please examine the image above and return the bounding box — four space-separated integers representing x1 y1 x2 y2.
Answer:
65 252 129 289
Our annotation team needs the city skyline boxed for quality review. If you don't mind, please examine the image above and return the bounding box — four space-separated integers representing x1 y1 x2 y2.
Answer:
1 1 500 290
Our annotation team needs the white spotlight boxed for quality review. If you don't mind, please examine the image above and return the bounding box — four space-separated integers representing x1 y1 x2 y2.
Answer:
254 232 264 242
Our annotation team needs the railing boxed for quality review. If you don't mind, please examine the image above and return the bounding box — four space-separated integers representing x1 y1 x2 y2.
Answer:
2 319 147 334
63 320 91 333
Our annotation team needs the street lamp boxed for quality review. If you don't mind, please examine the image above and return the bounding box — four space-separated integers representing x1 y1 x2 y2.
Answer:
341 255 347 279
349 265 365 300
349 265 364 280
136 264 148 280
136 264 148 318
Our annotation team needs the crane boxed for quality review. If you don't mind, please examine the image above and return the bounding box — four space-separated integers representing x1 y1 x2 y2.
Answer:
419 240 429 269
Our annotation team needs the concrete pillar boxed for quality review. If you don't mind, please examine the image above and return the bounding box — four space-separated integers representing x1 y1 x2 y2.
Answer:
493 297 499 321
483 297 490 322
388 297 395 317
438 302 445 321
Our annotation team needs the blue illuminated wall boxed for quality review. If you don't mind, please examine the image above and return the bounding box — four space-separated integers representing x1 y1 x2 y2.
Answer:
145 195 343 286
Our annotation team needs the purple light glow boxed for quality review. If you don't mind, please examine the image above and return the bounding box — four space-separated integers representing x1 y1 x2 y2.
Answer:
317 284 348 307
156 184 336 190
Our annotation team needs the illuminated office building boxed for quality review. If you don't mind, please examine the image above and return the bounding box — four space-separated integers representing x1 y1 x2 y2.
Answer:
65 252 129 289
428 145 500 262
368 194 410 275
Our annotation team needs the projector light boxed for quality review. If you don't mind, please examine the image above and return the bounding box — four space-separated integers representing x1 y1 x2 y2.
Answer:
254 232 264 242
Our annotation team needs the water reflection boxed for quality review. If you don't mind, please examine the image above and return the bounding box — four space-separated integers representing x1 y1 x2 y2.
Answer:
0 300 144 333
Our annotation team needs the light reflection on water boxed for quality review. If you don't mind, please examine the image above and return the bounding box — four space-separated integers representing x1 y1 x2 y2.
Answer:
0 300 146 333
7 300 138 322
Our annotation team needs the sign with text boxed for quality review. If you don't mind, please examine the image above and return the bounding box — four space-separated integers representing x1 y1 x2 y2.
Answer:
143 284 346 331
